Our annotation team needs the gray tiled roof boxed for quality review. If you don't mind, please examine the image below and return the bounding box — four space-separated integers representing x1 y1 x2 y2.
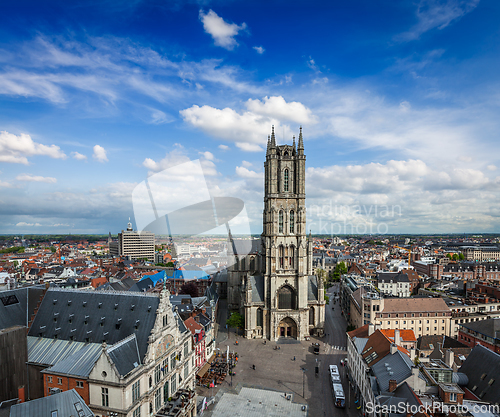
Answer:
28 288 160 360
459 344 500 404
10 389 94 417
0 286 45 330
250 275 264 303
371 350 413 393
107 333 141 377
459 317 500 339
28 337 94 366
308 275 318 301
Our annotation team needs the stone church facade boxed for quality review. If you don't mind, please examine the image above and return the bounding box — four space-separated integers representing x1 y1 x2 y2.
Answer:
228 127 325 341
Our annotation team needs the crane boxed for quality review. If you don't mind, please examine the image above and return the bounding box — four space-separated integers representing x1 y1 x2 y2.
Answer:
395 245 412 267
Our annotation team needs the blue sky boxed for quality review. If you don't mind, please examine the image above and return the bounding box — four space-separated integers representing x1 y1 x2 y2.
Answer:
1 0 500 235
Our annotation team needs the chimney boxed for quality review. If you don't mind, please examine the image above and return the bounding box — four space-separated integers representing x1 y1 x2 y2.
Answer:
412 366 419 376
368 323 375 336
445 349 454 368
18 386 25 403
409 348 415 361
390 343 398 354
394 329 400 346
375 322 381 331
388 379 397 393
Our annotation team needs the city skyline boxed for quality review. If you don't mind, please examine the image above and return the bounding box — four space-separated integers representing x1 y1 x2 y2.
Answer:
1 0 500 235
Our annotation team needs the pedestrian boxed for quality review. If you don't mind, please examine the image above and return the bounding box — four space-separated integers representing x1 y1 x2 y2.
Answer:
293 356 296 361
252 364 256 370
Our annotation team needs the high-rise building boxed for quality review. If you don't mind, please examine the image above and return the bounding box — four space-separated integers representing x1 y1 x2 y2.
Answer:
228 127 325 340
109 219 155 261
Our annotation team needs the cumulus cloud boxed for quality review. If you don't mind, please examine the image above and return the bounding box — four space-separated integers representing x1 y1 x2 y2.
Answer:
253 46 265 54
200 151 215 161
180 96 316 151
72 151 87 161
16 222 42 227
235 166 263 179
16 174 57 183
199 9 247 50
0 131 66 164
218 144 230 151
93 145 108 162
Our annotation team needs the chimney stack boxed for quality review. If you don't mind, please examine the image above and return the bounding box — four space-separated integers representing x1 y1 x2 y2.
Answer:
445 349 454 368
18 386 25 403
394 329 400 346
390 343 398 355
409 348 415 361
368 323 375 336
388 379 397 393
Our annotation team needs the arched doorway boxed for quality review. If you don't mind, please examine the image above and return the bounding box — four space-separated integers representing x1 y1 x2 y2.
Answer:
278 317 298 339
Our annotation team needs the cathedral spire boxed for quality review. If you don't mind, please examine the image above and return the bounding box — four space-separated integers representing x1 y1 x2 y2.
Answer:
271 125 276 147
266 135 271 154
298 127 304 152
292 135 296 150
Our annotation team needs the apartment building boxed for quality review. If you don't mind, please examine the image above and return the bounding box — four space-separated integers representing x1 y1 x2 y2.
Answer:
376 272 411 297
109 220 155 261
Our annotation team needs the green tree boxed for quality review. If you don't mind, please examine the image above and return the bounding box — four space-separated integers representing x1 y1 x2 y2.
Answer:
165 261 174 267
459 253 465 260
227 312 244 330
452 254 459 261
332 261 348 281
446 253 452 260
50 246 57 253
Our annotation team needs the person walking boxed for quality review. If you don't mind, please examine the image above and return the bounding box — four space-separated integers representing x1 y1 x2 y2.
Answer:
252 364 256 370
293 356 296 361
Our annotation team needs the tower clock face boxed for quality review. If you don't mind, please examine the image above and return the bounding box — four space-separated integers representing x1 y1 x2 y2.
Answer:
155 334 174 358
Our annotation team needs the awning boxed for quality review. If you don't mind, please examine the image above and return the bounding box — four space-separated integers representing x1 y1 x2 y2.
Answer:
196 354 216 377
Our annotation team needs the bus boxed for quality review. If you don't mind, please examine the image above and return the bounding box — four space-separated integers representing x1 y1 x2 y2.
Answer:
329 365 341 384
332 383 346 408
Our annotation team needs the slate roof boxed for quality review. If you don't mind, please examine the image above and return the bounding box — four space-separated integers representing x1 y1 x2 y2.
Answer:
0 286 45 330
28 288 160 360
371 350 414 392
459 318 500 340
250 275 264 303
107 333 142 377
377 272 410 283
417 335 468 351
382 297 449 313
10 389 94 417
459 344 500 404
308 275 318 302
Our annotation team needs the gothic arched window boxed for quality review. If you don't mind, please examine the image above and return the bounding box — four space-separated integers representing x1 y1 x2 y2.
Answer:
279 210 284 234
278 285 296 310
289 245 295 268
279 245 284 269
284 169 289 192
257 308 263 327
309 307 315 325
290 210 294 234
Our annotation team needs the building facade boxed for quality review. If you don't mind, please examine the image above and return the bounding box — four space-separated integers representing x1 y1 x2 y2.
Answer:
109 220 155 261
228 127 325 341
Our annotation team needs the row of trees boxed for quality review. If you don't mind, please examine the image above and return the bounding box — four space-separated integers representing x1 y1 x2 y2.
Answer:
447 252 465 261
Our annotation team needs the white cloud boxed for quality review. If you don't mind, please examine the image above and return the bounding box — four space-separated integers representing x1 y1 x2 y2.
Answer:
241 161 252 168
16 174 57 183
0 131 66 164
200 151 215 161
142 148 191 173
181 96 315 151
199 9 247 50
150 109 173 125
235 166 263 179
16 222 42 227
218 144 230 151
72 151 87 161
399 101 411 112
93 145 108 162
253 46 265 54
246 96 317 125
487 165 497 171
0 180 12 188
397 0 480 41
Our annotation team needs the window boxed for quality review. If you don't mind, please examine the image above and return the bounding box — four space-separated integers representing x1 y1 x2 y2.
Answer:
48 376 53 383
101 387 109 407
76 381 84 389
163 382 169 403
279 245 284 268
257 308 263 327
132 380 140 402
289 245 294 268
133 407 141 417
170 354 176 370
163 359 168 374
284 169 289 192
309 307 315 325
184 342 189 358
290 210 294 234
279 210 284 233
184 363 189 380
57 378 62 385
51 412 57 417
278 285 296 310
171 374 177 395
450 392 457 402
155 365 161 384
155 389 161 411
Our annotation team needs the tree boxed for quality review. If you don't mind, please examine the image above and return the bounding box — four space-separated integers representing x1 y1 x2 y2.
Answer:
452 253 459 261
446 253 452 260
180 282 198 297
459 253 465 260
332 261 348 281
50 246 57 253
227 312 244 330
166 261 174 267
